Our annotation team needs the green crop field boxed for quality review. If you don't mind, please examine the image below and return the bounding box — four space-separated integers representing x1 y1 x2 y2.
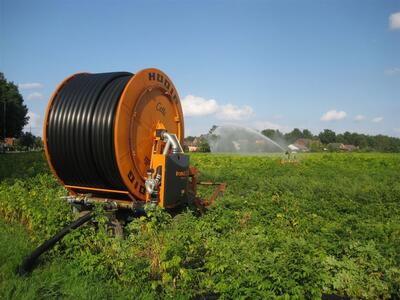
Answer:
0 152 399 299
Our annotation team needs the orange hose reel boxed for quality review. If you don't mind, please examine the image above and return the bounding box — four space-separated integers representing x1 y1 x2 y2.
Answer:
44 68 184 205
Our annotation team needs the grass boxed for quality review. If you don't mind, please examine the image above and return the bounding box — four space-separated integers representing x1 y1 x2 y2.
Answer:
0 152 399 299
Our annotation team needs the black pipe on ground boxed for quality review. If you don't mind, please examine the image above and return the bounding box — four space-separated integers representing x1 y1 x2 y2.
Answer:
17 211 93 276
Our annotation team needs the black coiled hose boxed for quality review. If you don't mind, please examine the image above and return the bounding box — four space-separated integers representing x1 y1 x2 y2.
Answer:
46 72 133 189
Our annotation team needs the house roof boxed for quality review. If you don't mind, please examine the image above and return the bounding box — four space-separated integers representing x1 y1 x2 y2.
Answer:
294 138 312 146
293 142 309 150
341 144 358 151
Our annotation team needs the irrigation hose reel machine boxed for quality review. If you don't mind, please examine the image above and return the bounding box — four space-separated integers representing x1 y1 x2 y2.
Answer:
44 68 225 218
17 69 225 275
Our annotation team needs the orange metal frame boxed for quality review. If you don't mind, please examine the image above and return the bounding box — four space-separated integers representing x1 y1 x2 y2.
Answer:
188 166 226 209
113 68 184 202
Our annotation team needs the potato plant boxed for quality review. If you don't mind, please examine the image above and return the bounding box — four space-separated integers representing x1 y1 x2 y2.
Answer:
0 152 399 299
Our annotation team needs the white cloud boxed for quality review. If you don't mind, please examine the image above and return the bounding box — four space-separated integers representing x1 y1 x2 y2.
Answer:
23 111 43 136
320 110 347 121
27 92 44 101
354 115 366 121
182 94 253 120
181 95 218 116
394 128 400 133
18 82 44 90
372 117 383 123
384 67 400 76
216 104 253 120
389 12 400 30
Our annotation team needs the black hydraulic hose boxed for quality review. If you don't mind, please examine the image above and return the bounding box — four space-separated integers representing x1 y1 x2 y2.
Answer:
17 212 93 276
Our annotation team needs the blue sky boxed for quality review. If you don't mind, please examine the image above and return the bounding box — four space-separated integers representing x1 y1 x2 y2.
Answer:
1 0 399 137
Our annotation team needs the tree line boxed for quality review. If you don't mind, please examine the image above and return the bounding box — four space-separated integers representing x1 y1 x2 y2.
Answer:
261 128 400 152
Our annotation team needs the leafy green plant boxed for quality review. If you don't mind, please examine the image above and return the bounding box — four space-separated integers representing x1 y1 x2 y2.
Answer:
0 152 399 299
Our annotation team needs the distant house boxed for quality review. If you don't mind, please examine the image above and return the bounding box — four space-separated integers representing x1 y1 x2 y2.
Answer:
188 145 199 152
5 138 14 146
192 137 201 146
293 143 309 152
1 137 16 151
327 143 358 152
184 134 214 152
293 138 311 152
255 139 267 145
341 144 358 151
184 137 201 152
295 138 312 147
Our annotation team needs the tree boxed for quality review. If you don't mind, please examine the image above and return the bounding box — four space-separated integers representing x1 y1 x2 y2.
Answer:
0 73 29 139
209 125 218 135
261 129 276 139
309 140 323 152
261 129 284 141
33 136 43 149
198 140 211 152
284 128 303 143
318 129 336 144
302 129 313 139
16 132 35 150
